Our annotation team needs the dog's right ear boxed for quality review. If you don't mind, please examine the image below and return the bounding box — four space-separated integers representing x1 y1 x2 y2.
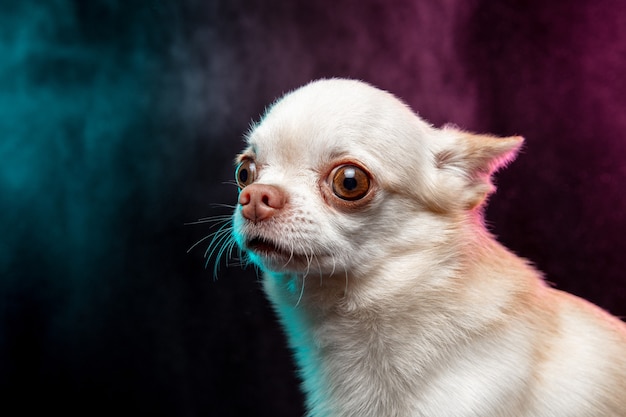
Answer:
435 128 523 210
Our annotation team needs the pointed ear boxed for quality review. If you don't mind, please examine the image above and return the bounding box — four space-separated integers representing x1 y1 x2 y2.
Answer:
458 131 523 173
436 129 523 210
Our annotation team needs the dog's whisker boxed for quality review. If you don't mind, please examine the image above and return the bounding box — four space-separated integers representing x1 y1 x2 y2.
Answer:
184 215 232 226
300 242 312 279
200 229 229 260
282 241 295 268
226 240 238 263
204 236 229 270
208 203 238 210
329 255 337 278
213 236 239 278
295 273 306 308
204 227 234 263
187 231 219 253
313 252 323 286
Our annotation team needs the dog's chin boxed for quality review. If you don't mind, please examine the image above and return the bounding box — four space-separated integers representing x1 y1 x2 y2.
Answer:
244 236 331 274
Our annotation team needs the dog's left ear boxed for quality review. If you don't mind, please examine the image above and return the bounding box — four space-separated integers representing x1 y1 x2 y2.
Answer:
436 128 523 210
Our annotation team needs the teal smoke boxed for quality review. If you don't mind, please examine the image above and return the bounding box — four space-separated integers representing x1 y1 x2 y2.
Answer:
0 2 306 413
0 0 193 391
0 2 281 412
1 2 167 291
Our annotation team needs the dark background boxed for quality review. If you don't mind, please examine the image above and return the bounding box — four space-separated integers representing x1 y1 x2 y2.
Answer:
1 1 625 416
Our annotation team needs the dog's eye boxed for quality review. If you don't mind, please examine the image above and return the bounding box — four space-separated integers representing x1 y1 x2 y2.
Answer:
331 165 370 200
235 159 256 188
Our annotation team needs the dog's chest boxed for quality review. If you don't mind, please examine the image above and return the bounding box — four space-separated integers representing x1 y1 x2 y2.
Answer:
300 308 535 417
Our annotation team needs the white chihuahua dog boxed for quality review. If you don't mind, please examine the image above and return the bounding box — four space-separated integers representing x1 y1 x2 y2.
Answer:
230 79 626 417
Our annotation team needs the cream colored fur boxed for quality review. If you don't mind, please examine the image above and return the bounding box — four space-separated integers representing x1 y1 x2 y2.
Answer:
232 79 626 417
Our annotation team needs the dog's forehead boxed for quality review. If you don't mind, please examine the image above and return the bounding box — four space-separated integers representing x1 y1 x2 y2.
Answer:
248 113 354 168
247 80 410 166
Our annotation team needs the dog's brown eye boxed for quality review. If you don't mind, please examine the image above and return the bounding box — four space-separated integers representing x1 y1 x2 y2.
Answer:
235 159 256 188
332 165 370 200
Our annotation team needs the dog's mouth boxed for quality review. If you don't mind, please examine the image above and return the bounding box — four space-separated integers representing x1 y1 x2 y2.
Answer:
246 236 291 258
247 236 279 252
245 235 320 265
243 234 336 273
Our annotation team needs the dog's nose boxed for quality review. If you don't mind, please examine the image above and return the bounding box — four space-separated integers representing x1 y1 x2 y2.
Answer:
238 184 287 222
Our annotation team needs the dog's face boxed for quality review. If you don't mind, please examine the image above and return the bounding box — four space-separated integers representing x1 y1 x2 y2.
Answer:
232 79 522 278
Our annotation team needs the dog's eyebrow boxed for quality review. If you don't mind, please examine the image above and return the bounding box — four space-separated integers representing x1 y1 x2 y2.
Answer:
326 148 350 161
236 147 256 163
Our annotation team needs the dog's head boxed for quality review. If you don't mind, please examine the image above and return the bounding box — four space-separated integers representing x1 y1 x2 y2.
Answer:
232 79 522 278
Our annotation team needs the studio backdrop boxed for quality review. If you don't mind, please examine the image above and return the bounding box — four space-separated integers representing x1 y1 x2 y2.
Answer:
1 1 625 416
